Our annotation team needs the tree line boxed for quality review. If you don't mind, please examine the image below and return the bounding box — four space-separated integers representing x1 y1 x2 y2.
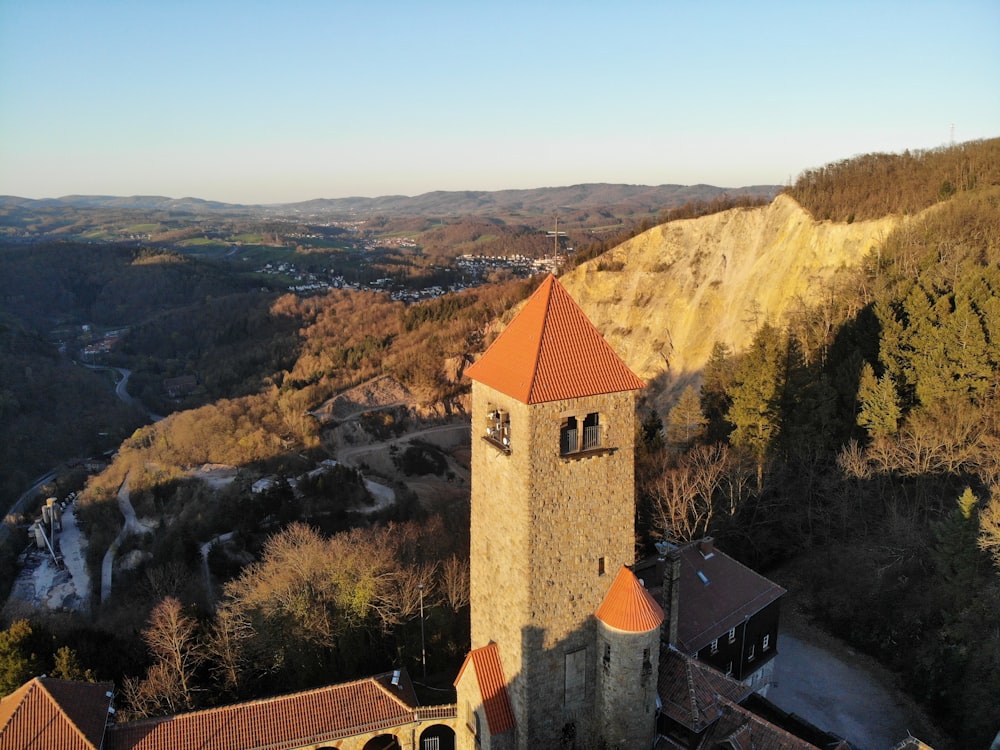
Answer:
636 179 1000 747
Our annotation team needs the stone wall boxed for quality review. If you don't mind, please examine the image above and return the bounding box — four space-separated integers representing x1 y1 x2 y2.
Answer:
469 381 637 749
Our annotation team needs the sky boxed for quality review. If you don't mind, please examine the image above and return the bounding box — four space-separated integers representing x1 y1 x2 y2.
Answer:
1 1 997 204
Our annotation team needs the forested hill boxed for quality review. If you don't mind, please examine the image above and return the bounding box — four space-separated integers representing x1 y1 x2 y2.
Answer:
561 138 1000 747
4 140 998 747
1 183 779 219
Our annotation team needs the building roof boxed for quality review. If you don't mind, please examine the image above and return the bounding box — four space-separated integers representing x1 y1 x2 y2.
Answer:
464 274 644 404
104 671 430 750
454 643 516 736
657 648 752 733
673 539 786 655
698 695 833 750
0 677 114 750
596 565 665 632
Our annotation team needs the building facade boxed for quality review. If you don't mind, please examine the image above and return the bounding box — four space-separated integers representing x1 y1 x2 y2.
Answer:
458 274 649 749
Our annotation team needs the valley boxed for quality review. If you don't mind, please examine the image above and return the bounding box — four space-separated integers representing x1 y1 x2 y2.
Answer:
1 140 999 747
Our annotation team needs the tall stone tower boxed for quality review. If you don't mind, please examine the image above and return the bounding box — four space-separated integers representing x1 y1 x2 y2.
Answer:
458 274 645 749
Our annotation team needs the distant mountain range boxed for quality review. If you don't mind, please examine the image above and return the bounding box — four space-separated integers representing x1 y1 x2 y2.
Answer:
0 183 781 218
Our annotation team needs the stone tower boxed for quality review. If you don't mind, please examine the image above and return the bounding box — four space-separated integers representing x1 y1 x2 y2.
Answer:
595 566 664 749
458 275 645 749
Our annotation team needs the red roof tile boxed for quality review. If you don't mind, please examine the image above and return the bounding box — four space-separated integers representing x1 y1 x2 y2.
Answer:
0 677 113 750
595 566 665 632
657 649 751 733
464 274 644 404
699 696 828 750
454 643 516 735
104 671 445 750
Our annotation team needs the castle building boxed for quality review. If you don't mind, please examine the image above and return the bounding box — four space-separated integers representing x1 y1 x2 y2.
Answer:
1 273 930 750
457 274 653 749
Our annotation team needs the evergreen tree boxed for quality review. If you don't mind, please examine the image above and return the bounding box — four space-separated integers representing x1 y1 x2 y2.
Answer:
0 620 46 696
931 488 981 604
700 341 735 442
727 323 784 488
856 363 901 439
666 385 706 449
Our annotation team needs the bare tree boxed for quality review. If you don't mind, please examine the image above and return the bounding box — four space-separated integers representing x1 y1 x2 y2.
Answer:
440 555 470 612
124 597 204 718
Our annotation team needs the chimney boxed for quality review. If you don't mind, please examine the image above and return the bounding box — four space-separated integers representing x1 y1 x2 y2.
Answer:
698 537 715 558
664 547 681 646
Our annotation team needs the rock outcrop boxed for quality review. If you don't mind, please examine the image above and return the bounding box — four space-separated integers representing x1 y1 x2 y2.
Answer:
560 194 901 408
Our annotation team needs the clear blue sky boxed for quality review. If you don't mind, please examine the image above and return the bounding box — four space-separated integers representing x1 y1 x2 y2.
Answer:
1 0 997 204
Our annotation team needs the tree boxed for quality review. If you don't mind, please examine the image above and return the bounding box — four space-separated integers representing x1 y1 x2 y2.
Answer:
666 385 706 449
440 555 470 612
979 489 1000 570
0 620 45 696
700 342 735 442
637 409 665 457
203 604 254 697
51 646 96 682
645 444 730 543
727 323 784 488
856 363 901 439
124 597 204 717
931 488 981 603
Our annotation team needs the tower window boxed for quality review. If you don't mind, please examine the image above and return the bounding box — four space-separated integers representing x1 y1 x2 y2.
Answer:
483 408 511 454
598 556 606 576
560 416 578 455
560 412 604 455
582 412 601 450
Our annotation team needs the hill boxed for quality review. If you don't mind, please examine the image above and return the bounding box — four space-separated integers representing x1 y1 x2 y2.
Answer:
561 193 899 407
1 183 779 219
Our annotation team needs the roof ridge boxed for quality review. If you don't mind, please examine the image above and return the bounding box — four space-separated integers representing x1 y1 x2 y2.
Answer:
714 694 823 749
0 678 36 738
522 275 553 405
106 673 394 728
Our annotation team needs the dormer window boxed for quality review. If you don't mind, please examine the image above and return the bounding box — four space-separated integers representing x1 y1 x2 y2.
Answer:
483 409 511 454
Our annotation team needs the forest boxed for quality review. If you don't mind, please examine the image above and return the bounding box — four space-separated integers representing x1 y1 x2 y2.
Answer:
636 138 1000 747
1 140 998 748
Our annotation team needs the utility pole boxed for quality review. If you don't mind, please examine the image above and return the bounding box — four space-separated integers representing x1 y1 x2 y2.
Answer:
418 583 426 679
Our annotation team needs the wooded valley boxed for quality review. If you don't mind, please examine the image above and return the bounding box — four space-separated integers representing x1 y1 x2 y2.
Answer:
1 139 999 748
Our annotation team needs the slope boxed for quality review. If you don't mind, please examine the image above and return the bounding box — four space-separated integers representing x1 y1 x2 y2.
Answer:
559 194 900 407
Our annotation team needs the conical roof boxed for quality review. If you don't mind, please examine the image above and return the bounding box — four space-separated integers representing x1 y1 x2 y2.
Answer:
464 274 644 404
596 566 665 633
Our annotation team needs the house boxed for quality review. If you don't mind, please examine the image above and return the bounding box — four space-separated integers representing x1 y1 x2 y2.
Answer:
635 537 785 694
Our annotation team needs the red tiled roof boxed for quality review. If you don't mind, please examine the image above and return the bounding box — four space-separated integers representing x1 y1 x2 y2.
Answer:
0 677 113 750
657 648 751 733
699 696 827 750
454 643 516 735
464 274 644 404
104 672 440 750
595 566 665 632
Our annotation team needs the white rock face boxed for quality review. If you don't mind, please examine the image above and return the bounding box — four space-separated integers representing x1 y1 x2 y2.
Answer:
561 195 901 408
